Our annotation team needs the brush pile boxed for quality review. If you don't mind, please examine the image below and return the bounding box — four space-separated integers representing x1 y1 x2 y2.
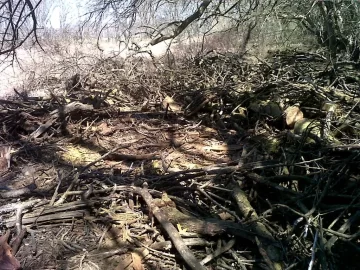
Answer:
0 49 359 270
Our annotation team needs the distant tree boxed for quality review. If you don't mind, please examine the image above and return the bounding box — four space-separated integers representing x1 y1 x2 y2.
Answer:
277 0 360 61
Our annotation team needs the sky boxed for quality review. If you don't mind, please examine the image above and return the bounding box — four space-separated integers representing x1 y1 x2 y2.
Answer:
49 6 61 28
47 0 84 29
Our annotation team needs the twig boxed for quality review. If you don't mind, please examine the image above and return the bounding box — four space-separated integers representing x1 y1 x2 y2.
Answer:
197 187 241 222
11 228 27 255
54 173 80 206
325 210 360 251
133 184 206 270
15 207 24 235
0 199 45 213
200 239 235 265
49 170 63 206
79 139 143 173
232 183 283 269
308 230 318 270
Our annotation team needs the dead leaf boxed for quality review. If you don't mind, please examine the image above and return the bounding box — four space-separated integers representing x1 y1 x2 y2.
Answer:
321 101 338 112
218 212 234 221
0 231 21 270
285 106 303 128
98 122 113 135
131 252 144 270
177 223 188 234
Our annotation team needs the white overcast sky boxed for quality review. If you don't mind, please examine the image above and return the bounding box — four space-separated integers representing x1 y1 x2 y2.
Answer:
47 0 84 29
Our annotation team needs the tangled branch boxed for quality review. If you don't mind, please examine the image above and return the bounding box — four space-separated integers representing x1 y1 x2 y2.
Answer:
0 0 43 56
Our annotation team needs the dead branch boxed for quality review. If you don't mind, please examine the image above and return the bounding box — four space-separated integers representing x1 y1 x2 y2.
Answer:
133 184 207 270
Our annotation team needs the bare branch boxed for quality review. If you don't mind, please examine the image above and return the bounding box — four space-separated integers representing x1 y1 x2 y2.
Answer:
149 0 212 45
0 0 43 57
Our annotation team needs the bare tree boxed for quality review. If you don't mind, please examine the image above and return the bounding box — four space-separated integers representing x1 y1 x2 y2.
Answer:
276 0 360 61
0 0 43 57
84 0 270 46
83 0 360 62
2 0 358 63
35 0 53 27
